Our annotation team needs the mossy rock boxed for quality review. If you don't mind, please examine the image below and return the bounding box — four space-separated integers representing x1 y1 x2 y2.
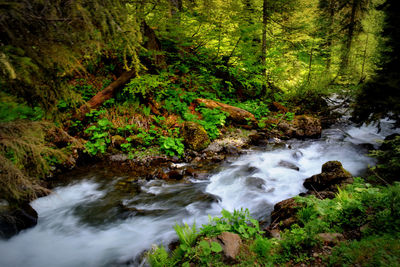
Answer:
181 121 210 151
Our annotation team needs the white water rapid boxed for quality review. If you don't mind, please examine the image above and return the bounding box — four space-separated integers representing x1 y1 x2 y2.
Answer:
0 119 398 267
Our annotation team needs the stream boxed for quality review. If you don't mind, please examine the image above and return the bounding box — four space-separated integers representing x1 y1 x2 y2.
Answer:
0 119 399 267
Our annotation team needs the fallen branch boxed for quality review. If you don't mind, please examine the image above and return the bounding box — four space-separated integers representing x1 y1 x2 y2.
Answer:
75 69 136 120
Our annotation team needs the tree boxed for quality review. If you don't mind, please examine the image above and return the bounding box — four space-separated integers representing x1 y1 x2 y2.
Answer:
352 0 400 125
0 0 142 112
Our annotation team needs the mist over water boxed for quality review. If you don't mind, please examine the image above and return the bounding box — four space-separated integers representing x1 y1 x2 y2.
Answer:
0 119 398 267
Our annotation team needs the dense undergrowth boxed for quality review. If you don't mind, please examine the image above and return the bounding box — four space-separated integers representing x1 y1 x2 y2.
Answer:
148 177 400 266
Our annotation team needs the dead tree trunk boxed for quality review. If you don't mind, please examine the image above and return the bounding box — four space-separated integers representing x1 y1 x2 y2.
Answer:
75 70 136 120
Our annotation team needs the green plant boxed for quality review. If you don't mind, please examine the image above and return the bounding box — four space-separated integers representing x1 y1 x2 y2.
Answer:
197 107 227 140
329 234 400 266
251 236 274 261
84 118 113 155
147 245 173 267
174 223 199 253
159 136 185 157
200 208 261 239
285 112 295 121
0 101 44 122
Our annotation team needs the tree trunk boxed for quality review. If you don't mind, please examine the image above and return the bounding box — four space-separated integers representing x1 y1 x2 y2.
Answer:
75 70 136 120
307 45 314 83
340 0 357 73
261 0 268 76
360 32 369 83
325 0 335 70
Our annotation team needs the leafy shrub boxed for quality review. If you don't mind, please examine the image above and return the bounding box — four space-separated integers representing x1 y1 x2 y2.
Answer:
84 118 113 155
159 136 185 157
0 101 44 122
197 107 227 140
329 234 400 267
124 73 171 98
368 136 400 183
251 236 274 261
200 208 261 239
174 223 199 252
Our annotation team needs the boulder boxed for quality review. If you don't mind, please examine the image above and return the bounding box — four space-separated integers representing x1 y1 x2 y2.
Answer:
269 198 303 230
317 233 345 245
194 98 256 125
181 121 210 151
111 135 126 148
278 160 300 171
0 203 38 239
278 115 322 138
303 161 353 192
213 232 242 262
245 177 266 190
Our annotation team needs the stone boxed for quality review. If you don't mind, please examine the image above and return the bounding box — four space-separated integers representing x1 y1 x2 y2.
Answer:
317 233 345 245
278 115 322 139
245 177 266 190
303 161 353 192
111 135 126 148
166 169 184 180
278 160 300 171
269 197 303 230
0 203 38 239
214 232 242 262
181 121 210 151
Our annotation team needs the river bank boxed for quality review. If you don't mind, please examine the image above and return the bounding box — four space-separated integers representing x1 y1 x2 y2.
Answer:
1 113 398 266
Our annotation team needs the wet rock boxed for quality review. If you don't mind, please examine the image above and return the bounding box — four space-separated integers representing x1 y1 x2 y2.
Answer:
195 193 221 203
249 132 269 146
269 198 303 231
0 203 38 239
195 98 256 125
111 135 126 148
46 127 75 148
265 228 281 239
310 190 336 200
223 145 240 156
213 232 242 262
278 160 300 171
166 169 184 180
181 121 210 151
318 233 345 245
292 150 303 160
278 115 322 139
303 161 353 192
245 177 266 190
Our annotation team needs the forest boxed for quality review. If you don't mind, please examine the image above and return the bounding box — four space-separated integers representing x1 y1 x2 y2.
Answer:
0 0 400 266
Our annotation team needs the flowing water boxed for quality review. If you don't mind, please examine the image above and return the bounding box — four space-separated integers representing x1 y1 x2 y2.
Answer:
0 119 399 267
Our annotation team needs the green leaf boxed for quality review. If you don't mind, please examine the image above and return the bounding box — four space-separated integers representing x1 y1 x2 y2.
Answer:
210 242 222 253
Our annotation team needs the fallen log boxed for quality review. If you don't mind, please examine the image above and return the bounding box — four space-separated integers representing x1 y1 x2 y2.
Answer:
194 98 257 125
75 69 136 120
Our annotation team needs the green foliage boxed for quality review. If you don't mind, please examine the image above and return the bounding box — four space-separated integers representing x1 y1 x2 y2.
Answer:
228 100 271 120
84 118 113 155
147 245 173 267
124 74 171 98
251 236 274 261
0 98 44 122
329 234 400 267
368 136 400 183
200 208 261 239
174 223 199 251
159 136 185 157
197 107 228 140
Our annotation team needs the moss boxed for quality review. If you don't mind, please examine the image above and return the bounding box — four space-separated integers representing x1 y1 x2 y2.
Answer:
181 121 210 151
0 121 80 204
